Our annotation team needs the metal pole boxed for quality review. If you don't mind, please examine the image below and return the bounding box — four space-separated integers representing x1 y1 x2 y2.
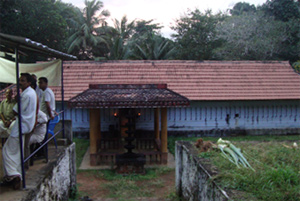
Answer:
15 47 26 188
61 60 65 138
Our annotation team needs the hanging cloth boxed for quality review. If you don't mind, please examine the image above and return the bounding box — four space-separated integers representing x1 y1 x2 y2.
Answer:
0 57 61 86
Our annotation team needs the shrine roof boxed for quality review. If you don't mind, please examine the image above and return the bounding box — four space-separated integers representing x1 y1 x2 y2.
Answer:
68 84 190 108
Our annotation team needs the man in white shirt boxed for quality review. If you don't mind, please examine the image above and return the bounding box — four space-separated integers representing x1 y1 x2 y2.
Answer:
38 77 56 120
1 73 37 189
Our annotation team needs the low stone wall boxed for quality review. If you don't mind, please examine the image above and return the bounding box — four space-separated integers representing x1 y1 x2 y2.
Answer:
24 143 76 201
169 127 300 137
175 141 229 201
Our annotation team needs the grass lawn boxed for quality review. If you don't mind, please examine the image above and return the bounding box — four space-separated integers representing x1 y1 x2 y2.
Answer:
74 167 178 200
73 138 89 168
169 135 300 201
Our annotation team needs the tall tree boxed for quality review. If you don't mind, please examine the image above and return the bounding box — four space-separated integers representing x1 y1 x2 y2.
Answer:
0 0 70 52
104 15 135 60
260 0 300 61
132 19 162 38
261 0 300 22
112 15 135 41
107 37 132 60
171 9 224 60
131 33 175 60
215 12 289 60
66 0 110 60
230 2 256 16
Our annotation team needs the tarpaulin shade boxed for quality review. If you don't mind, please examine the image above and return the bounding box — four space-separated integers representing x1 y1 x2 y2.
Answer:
0 57 61 86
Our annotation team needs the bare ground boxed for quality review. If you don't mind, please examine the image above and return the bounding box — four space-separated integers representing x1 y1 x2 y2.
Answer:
76 169 176 201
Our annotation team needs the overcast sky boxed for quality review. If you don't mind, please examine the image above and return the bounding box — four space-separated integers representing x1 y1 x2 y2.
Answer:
62 0 266 37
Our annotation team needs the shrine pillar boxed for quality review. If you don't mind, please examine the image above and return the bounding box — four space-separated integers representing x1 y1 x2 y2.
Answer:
154 108 160 140
89 108 101 165
161 108 168 164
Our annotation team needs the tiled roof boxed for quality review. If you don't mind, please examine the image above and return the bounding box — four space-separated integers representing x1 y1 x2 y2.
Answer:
53 60 300 101
1 60 300 101
68 84 190 108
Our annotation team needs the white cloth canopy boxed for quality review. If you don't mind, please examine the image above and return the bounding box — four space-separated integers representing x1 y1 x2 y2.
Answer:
0 57 61 86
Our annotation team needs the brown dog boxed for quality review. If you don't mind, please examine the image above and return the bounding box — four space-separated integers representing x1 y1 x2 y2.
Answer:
194 138 214 152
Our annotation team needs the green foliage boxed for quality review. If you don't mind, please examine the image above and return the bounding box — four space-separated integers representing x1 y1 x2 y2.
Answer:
107 36 132 60
166 191 182 201
211 141 300 200
170 136 300 200
73 138 89 168
107 16 171 60
215 11 293 60
105 15 135 60
258 0 300 61
68 185 78 200
230 2 257 16
84 167 173 181
102 179 153 198
292 61 300 73
133 19 162 36
130 33 176 60
1 0 299 62
0 0 72 54
112 15 135 41
198 151 216 158
261 0 300 22
78 167 174 200
66 0 110 60
168 135 300 155
171 9 225 60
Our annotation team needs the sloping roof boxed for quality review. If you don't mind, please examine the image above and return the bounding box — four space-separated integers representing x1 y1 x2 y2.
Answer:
68 84 190 108
51 60 300 101
0 33 77 60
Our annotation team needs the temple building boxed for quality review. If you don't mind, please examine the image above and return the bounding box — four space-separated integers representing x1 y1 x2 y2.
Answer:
1 60 300 166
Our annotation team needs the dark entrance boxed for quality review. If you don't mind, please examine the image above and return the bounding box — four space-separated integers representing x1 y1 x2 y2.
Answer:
116 109 146 174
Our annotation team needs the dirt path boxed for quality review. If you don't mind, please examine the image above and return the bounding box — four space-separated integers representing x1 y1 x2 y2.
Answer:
76 169 176 201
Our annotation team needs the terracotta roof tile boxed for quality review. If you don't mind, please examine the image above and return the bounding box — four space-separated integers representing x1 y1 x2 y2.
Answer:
2 60 299 102
49 60 300 101
68 84 189 108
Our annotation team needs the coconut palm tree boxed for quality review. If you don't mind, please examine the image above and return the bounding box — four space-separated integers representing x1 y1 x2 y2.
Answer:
113 15 135 41
107 37 132 60
132 33 176 60
66 0 109 60
106 15 135 60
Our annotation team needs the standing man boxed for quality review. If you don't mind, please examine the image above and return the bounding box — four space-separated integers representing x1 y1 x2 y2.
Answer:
31 74 41 100
0 89 17 138
1 73 37 189
38 77 56 120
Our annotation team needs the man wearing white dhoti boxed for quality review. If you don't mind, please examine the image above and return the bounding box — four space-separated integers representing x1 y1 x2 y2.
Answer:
0 89 17 138
38 77 56 120
29 110 47 145
1 73 37 189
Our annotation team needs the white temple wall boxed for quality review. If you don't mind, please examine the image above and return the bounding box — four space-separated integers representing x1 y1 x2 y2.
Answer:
57 100 300 135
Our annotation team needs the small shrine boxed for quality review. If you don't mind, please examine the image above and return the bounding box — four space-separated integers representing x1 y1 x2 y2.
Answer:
69 84 189 173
